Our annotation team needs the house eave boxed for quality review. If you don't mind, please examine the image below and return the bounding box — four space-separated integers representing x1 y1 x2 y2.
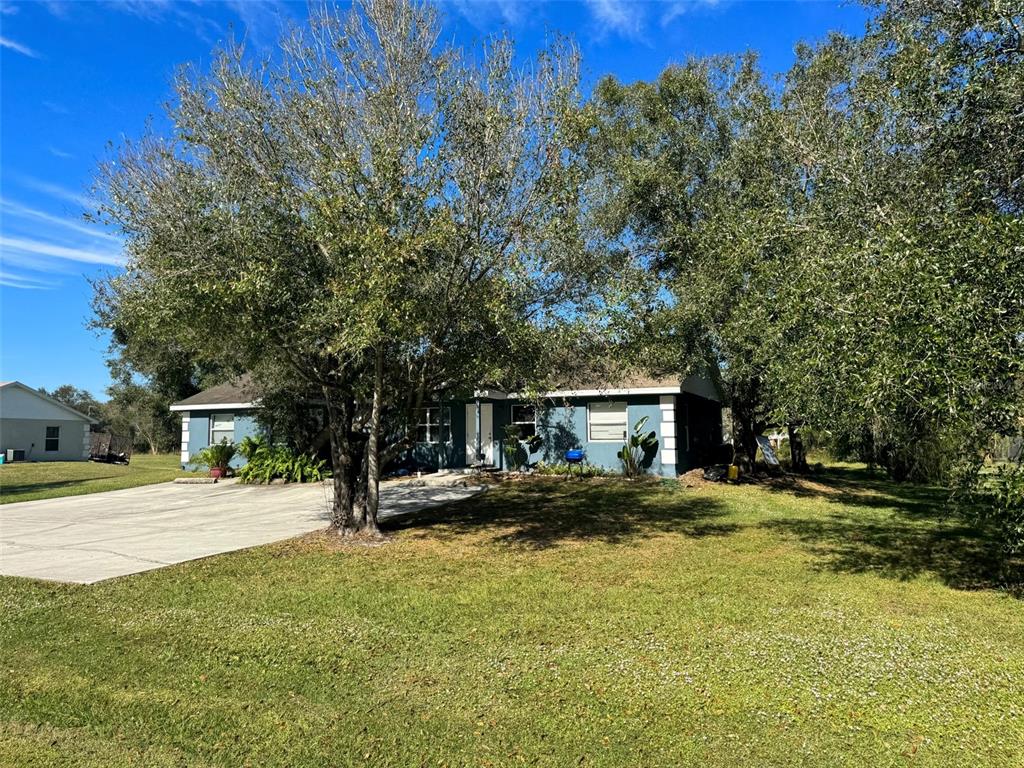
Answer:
169 401 256 412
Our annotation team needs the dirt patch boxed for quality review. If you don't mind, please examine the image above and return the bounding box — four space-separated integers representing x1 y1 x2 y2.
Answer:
678 468 711 488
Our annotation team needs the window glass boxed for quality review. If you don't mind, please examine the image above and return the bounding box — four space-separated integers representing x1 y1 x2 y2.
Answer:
210 413 235 445
416 407 451 444
588 402 627 442
510 404 537 439
44 425 60 452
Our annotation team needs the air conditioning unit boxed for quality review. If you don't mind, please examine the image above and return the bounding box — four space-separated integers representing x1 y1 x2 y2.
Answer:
6 449 26 462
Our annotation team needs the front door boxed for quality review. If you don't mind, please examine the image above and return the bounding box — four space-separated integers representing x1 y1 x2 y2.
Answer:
464 402 494 466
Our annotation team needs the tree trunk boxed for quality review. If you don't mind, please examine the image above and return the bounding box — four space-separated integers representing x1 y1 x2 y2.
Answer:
324 388 357 533
731 398 758 472
788 423 809 473
362 347 384 536
731 377 765 473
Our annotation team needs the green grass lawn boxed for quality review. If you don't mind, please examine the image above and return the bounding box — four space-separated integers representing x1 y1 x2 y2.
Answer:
0 453 190 504
1 468 1022 766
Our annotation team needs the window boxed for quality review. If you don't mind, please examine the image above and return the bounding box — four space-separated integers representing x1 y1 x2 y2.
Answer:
210 413 235 445
44 426 59 452
509 404 537 439
588 402 627 442
416 407 451 444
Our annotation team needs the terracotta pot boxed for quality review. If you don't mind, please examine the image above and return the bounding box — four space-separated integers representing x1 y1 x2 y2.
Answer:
210 466 225 479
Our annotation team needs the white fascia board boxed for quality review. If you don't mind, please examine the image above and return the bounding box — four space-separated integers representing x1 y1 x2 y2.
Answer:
169 401 255 412
472 390 508 400
533 386 681 399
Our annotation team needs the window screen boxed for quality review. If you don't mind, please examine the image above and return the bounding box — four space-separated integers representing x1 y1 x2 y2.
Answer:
210 413 235 445
588 402 627 442
44 425 59 452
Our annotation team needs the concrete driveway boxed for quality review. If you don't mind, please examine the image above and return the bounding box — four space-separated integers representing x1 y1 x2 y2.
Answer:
0 479 484 584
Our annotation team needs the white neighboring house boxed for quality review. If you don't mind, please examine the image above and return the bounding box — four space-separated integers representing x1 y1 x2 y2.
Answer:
0 381 96 462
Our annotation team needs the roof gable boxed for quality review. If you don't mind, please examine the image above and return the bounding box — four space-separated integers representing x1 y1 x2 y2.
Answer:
0 381 97 423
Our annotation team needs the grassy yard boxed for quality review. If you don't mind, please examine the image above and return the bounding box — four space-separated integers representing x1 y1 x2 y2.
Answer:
1 468 1022 766
0 453 190 504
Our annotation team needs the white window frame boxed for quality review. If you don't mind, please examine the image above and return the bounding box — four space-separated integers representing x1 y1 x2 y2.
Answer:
509 403 537 439
44 425 60 452
210 413 235 445
587 401 628 443
416 406 451 445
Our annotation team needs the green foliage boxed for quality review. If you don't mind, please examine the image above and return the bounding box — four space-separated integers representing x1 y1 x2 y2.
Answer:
533 460 610 478
235 435 328 485
617 416 659 479
975 463 1024 555
91 0 616 531
590 2 1024 493
501 424 526 472
191 440 237 472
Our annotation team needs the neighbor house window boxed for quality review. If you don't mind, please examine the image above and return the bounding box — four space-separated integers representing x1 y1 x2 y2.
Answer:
588 402 627 442
210 413 235 445
416 407 451 444
510 404 537 439
44 426 59 452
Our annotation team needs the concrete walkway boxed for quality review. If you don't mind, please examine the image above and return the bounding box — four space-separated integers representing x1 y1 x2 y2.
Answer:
0 479 485 584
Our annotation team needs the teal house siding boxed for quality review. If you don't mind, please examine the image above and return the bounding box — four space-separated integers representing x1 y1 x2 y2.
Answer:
182 409 260 470
172 374 722 477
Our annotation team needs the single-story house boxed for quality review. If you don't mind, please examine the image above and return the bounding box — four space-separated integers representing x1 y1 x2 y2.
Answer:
172 373 723 477
0 381 96 462
169 378 261 470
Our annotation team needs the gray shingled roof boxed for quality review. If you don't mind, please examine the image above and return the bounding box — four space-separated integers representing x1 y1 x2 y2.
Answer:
170 375 255 408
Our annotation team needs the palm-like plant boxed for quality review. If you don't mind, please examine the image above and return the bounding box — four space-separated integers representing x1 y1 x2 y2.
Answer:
192 439 237 476
617 416 659 478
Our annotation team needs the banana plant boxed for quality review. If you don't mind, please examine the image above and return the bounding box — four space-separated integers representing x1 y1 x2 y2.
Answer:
617 416 659 478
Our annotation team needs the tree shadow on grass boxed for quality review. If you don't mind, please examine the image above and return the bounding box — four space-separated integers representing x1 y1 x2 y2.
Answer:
759 467 1023 597
382 478 737 550
0 476 124 498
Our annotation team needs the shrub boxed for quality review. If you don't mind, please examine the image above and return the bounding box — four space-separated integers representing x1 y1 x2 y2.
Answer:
191 440 237 473
533 461 610 478
617 416 658 478
977 462 1024 554
236 435 328 484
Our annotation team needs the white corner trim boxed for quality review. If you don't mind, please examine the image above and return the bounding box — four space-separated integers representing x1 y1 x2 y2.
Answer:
660 394 677 465
169 402 255 412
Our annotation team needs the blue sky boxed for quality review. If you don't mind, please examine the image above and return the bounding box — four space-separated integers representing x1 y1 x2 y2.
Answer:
0 0 870 399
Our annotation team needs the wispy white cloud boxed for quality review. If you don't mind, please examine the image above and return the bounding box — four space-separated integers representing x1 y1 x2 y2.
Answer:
14 176 95 210
0 35 40 58
445 0 527 30
0 270 57 290
584 0 647 42
101 0 223 44
0 2 19 16
0 235 125 267
47 145 74 159
43 100 70 115
223 0 290 50
661 0 723 27
0 198 120 243
41 1 71 19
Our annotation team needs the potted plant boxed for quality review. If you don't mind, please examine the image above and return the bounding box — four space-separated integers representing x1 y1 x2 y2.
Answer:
192 439 237 479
